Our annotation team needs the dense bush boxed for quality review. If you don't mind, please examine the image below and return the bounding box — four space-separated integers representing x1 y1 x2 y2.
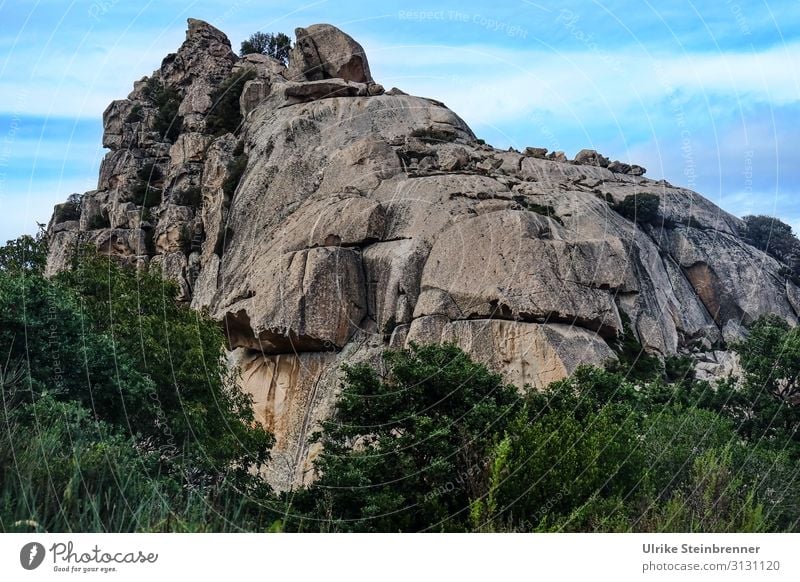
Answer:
613 193 660 225
742 215 800 281
223 152 248 199
240 32 292 64
143 77 183 142
287 344 521 532
284 321 800 532
206 70 256 136
0 237 280 531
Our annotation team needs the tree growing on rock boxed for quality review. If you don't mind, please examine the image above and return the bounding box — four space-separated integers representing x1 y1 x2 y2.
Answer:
742 215 800 278
240 31 292 65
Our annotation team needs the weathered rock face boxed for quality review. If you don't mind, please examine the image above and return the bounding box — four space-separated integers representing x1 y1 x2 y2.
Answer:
288 24 373 84
45 19 800 490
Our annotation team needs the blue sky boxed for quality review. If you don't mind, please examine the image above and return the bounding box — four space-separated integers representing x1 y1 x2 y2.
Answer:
1 0 799 241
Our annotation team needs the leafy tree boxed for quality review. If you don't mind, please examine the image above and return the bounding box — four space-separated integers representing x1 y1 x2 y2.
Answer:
726 315 800 440
54 250 274 482
206 70 256 136
743 215 799 264
613 193 660 225
288 343 520 532
240 32 292 64
0 230 47 275
0 236 282 532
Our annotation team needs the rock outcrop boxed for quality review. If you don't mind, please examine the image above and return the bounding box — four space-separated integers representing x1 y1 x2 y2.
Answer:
45 19 800 490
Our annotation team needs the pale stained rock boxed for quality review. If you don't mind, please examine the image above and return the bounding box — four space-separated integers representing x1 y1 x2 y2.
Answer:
363 239 429 332
52 220 80 234
524 147 548 158
231 335 384 491
91 228 148 258
151 251 190 301
288 24 373 83
414 210 624 336
79 191 110 231
437 144 470 171
574 149 610 167
282 79 366 105
221 247 367 352
233 53 287 79
200 133 237 262
190 253 220 310
272 196 386 252
109 201 137 229
608 160 632 174
169 132 212 166
317 137 402 195
406 318 617 390
153 205 194 254
663 227 797 333
694 350 742 382
240 79 271 117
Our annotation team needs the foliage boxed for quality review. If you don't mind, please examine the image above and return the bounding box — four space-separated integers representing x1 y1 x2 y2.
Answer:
726 315 800 441
174 186 203 208
0 236 281 531
240 31 292 64
143 77 182 142
742 215 800 281
223 153 248 199
608 312 663 382
205 70 256 136
512 196 563 225
0 230 47 275
613 193 660 225
743 215 799 263
286 343 521 532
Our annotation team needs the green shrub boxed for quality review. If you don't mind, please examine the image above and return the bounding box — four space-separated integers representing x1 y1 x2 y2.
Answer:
174 186 203 208
143 77 182 142
513 195 563 225
125 104 143 123
86 212 111 230
613 193 660 225
206 70 256 136
223 153 248 198
742 215 800 280
128 180 163 208
0 231 47 275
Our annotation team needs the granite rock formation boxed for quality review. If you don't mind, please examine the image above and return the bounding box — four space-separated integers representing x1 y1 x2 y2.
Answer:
46 20 800 490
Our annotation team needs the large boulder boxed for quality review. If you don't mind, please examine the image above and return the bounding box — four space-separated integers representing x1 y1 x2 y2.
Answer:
287 24 373 83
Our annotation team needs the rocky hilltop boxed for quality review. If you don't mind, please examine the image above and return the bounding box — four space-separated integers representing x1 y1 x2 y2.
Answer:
46 19 800 489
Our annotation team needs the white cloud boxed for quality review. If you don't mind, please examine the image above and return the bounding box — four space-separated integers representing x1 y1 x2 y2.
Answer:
366 40 800 127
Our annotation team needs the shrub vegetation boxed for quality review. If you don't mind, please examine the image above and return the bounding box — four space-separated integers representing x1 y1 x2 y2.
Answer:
1 234 799 532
